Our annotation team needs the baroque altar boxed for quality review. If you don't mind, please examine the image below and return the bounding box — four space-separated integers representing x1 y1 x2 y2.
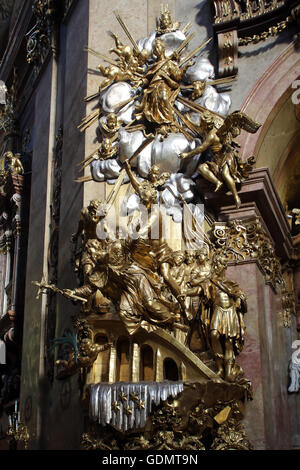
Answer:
32 5 264 451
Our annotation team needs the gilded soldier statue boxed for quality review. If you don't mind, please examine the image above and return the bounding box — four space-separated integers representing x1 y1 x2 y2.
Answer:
207 254 247 382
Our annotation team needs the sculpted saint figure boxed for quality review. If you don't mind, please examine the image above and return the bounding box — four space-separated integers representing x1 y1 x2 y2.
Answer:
135 39 192 128
71 199 104 245
71 199 108 277
102 239 181 335
207 254 247 382
183 246 212 335
65 239 111 314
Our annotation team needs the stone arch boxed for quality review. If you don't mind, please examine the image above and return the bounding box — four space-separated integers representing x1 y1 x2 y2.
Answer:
163 357 179 381
236 40 300 210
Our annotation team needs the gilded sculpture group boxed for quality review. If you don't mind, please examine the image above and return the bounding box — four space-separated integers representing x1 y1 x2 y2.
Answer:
81 6 260 209
34 8 261 385
65 186 247 383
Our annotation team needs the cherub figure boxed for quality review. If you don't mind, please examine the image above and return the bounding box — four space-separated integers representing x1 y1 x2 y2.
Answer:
99 113 121 140
96 138 118 161
180 110 260 208
55 322 112 378
97 34 149 91
109 33 134 66
97 63 134 91
191 80 207 100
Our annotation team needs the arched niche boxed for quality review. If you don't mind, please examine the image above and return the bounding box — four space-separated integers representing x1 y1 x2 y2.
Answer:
163 357 179 381
234 40 300 212
140 344 154 381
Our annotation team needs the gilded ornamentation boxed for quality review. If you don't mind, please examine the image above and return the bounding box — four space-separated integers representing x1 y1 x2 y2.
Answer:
211 417 253 450
31 7 262 452
217 30 238 77
212 1 296 77
212 217 282 288
33 199 254 386
213 0 285 24
3 151 24 176
238 17 293 46
81 427 119 451
53 318 111 379
81 393 252 450
280 268 296 328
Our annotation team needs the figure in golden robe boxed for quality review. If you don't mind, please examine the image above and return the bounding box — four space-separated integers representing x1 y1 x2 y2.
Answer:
169 251 185 287
183 246 212 323
135 39 193 128
103 239 181 335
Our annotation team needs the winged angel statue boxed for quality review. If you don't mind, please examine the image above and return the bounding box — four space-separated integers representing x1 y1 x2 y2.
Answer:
77 6 261 219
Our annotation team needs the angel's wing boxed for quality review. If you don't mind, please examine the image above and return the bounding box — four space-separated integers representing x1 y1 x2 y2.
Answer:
217 111 261 139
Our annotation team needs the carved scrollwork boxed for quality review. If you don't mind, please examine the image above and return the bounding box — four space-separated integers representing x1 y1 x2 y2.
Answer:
213 0 285 24
26 0 60 71
211 217 282 288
